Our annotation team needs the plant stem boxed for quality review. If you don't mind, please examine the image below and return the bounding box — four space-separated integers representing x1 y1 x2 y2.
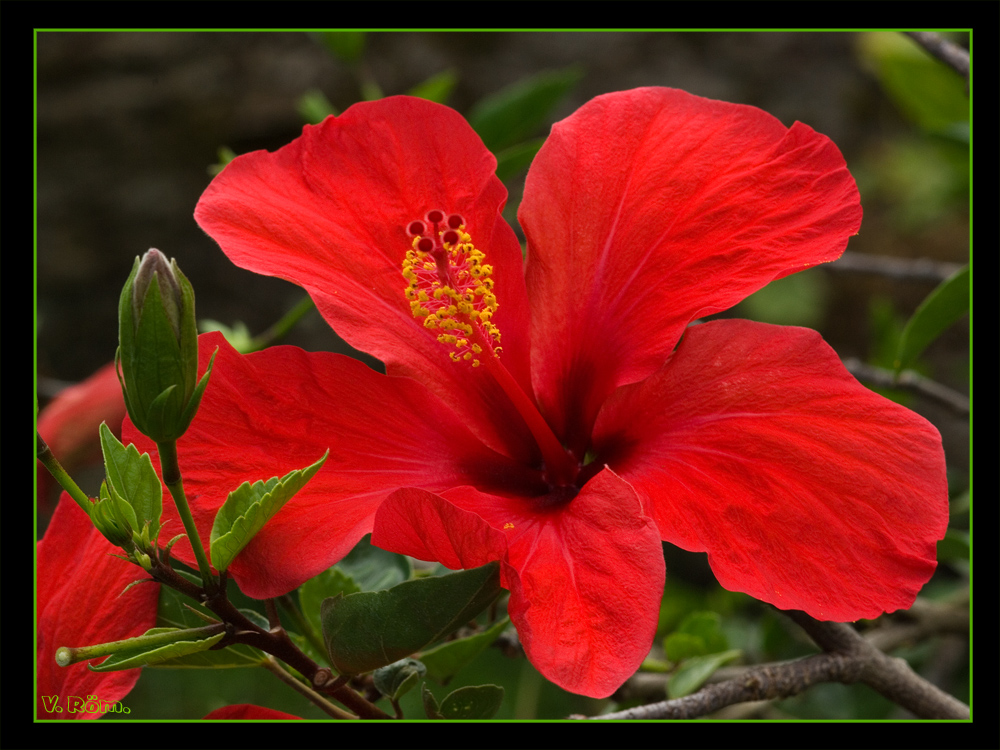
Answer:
149 559 391 719
262 656 356 720
248 295 315 351
156 439 214 588
278 593 328 659
36 433 93 515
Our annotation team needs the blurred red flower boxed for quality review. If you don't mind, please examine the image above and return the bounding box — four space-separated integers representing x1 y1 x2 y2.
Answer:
36 494 159 719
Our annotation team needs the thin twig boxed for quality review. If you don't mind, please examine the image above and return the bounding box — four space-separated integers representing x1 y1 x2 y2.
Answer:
261 656 356 720
843 358 969 417
576 611 969 721
577 652 861 720
786 613 969 720
827 251 964 284
904 32 970 81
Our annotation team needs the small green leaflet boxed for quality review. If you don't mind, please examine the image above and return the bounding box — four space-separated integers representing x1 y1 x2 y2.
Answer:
210 451 328 573
99 422 162 539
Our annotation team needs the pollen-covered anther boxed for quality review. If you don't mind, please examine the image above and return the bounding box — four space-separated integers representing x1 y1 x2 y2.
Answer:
402 211 501 365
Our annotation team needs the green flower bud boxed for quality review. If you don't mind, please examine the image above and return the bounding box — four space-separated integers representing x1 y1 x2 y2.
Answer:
116 249 213 442
91 481 137 550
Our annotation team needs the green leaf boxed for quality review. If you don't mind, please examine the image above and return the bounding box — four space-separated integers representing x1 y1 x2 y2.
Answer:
334 533 411 592
664 612 730 664
99 422 162 539
469 66 583 152
88 627 225 672
668 649 742 699
937 528 969 563
317 31 367 64
298 89 338 125
676 611 728 653
373 658 426 702
210 451 328 573
664 632 705 662
198 319 254 353
494 137 545 182
420 617 509 684
407 69 458 104
321 562 502 675
895 265 969 373
740 270 830 328
858 32 968 136
438 684 505 720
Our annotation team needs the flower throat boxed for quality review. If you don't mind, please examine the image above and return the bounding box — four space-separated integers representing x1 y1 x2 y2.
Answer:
403 210 579 489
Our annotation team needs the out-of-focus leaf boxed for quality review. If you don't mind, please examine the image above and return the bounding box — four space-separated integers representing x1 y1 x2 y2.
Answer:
740 270 829 328
937 528 969 563
668 649 742 699
408 69 458 104
316 31 367 64
298 89 338 124
420 617 509 684
895 265 969 373
675 611 728 654
857 32 968 135
334 533 411 592
494 137 545 182
199 319 254 353
469 66 583 152
664 632 705 663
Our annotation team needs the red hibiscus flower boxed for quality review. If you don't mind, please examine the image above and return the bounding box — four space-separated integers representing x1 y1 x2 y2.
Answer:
204 704 302 720
127 88 948 698
37 494 160 719
37 362 128 516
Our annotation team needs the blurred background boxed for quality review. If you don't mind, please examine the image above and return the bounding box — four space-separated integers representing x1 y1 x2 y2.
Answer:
35 31 969 720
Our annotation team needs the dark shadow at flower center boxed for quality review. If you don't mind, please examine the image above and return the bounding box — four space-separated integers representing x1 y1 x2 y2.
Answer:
536 483 578 509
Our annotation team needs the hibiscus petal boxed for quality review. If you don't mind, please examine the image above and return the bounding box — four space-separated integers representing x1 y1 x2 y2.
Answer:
204 704 302 720
125 332 534 599
37 362 128 515
374 473 665 698
372 486 506 570
522 87 862 450
195 97 535 461
593 319 949 621
478 469 664 699
37 494 159 719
